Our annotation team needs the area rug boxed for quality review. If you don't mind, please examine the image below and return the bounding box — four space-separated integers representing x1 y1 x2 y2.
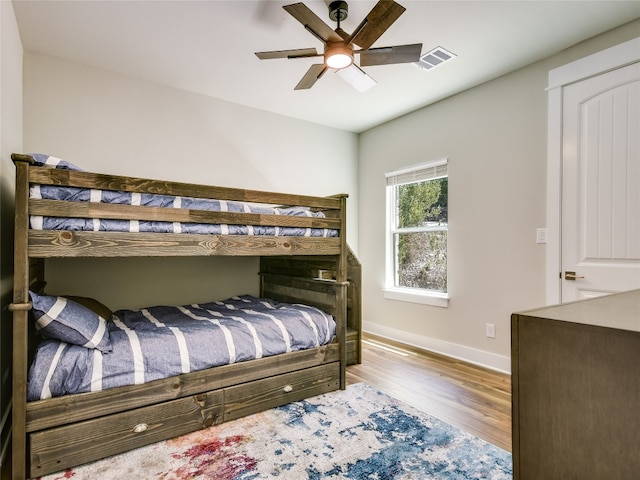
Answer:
39 383 512 480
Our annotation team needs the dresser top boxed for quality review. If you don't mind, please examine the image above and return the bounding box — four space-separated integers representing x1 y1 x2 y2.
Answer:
515 289 640 332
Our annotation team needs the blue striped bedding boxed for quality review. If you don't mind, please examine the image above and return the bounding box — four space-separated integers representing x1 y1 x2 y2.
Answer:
30 185 337 237
28 153 337 237
27 295 336 401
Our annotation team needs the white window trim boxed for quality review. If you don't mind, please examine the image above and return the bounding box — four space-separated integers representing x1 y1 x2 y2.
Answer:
384 158 449 308
383 287 449 307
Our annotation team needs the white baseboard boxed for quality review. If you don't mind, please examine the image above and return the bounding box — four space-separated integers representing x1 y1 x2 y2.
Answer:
363 322 512 374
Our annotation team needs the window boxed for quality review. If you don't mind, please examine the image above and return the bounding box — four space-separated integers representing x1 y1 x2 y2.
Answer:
384 159 448 307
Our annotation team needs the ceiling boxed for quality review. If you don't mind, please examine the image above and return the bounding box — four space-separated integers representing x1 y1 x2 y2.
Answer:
12 0 640 133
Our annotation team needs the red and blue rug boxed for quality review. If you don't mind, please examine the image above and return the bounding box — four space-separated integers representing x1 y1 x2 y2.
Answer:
39 383 512 479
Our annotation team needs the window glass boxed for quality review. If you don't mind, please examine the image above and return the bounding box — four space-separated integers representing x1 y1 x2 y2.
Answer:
387 161 448 295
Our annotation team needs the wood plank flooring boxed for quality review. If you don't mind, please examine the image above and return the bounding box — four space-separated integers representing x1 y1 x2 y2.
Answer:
346 333 512 452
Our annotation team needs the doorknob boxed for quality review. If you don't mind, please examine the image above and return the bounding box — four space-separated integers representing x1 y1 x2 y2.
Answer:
564 271 585 280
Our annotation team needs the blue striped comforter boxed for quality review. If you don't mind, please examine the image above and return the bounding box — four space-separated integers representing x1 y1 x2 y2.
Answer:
30 185 338 237
27 295 336 401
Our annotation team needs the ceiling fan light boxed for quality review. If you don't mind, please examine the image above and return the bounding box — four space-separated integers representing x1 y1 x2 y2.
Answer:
325 45 353 69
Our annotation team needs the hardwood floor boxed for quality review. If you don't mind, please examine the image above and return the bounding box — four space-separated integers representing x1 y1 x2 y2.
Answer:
346 333 512 452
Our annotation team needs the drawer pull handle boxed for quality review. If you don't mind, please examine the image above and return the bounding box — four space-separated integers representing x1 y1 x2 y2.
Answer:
283 385 293 393
132 423 148 433
203 414 216 428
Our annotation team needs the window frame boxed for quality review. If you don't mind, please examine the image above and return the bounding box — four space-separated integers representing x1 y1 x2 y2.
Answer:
384 158 449 308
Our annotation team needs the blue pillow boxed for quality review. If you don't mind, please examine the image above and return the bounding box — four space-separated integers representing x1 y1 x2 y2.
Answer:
29 153 83 171
29 291 112 352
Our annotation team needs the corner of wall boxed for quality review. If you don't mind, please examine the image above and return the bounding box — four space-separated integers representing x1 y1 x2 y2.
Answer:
0 0 24 468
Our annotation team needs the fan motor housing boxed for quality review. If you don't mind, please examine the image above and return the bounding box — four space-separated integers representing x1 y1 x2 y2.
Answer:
329 1 349 22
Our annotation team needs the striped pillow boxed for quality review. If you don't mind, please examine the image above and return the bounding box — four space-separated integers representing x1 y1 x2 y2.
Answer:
29 291 112 352
29 153 83 171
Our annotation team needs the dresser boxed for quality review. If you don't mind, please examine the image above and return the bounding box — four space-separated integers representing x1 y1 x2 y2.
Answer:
511 290 640 480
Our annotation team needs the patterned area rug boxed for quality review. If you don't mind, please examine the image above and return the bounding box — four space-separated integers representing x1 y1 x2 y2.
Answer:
39 383 512 479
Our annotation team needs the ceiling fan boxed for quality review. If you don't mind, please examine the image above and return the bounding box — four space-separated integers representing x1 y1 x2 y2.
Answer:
255 1 422 91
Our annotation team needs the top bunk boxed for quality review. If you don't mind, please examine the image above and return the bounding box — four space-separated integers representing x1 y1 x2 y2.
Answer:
12 153 347 258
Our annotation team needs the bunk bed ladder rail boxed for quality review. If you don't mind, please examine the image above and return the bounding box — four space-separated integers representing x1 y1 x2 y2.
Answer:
336 193 349 389
10 154 38 480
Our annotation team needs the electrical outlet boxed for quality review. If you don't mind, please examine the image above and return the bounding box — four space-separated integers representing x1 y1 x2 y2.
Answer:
486 323 496 338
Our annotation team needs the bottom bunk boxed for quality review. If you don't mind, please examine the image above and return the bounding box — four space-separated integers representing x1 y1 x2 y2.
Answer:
27 345 340 477
17 256 354 478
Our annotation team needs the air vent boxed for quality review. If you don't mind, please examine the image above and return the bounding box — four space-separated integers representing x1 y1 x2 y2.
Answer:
414 46 456 71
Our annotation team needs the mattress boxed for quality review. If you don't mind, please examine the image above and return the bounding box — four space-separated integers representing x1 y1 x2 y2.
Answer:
28 295 336 401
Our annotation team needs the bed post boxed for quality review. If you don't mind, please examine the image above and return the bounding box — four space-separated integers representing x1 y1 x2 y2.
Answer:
9 154 34 480
337 194 348 390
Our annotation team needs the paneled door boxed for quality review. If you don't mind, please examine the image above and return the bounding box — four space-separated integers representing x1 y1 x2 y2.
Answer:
561 61 640 301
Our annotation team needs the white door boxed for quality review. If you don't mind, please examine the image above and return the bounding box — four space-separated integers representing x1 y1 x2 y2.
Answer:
562 62 640 302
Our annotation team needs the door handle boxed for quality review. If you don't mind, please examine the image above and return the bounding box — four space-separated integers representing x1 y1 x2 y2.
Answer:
564 271 585 280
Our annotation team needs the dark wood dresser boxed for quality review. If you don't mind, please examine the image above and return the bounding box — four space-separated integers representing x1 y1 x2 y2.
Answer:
511 290 640 480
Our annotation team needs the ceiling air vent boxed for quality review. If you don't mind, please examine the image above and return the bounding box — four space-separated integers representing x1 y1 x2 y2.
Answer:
414 46 456 71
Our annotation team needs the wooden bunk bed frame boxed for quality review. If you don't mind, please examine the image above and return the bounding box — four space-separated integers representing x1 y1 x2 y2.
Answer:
9 153 360 479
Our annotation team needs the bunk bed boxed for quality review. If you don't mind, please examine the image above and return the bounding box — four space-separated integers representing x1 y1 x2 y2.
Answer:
9 153 361 479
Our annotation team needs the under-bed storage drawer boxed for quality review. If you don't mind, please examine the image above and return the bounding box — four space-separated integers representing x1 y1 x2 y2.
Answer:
224 362 340 421
29 390 224 478
28 363 339 477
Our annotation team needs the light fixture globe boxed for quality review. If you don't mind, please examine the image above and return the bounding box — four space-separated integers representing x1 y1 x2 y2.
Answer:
325 44 354 69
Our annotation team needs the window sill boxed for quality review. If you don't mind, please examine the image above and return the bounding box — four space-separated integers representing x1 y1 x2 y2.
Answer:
383 288 449 308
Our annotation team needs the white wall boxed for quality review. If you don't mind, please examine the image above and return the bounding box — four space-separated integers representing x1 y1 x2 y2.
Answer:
23 53 358 310
0 0 23 294
0 0 23 467
358 20 640 372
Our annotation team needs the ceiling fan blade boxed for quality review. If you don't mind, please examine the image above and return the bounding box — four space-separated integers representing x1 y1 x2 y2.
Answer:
359 43 422 66
283 3 343 43
335 64 377 93
294 64 328 90
255 48 319 60
349 0 406 50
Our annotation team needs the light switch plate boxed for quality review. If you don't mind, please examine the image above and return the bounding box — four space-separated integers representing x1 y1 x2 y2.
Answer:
536 228 547 244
